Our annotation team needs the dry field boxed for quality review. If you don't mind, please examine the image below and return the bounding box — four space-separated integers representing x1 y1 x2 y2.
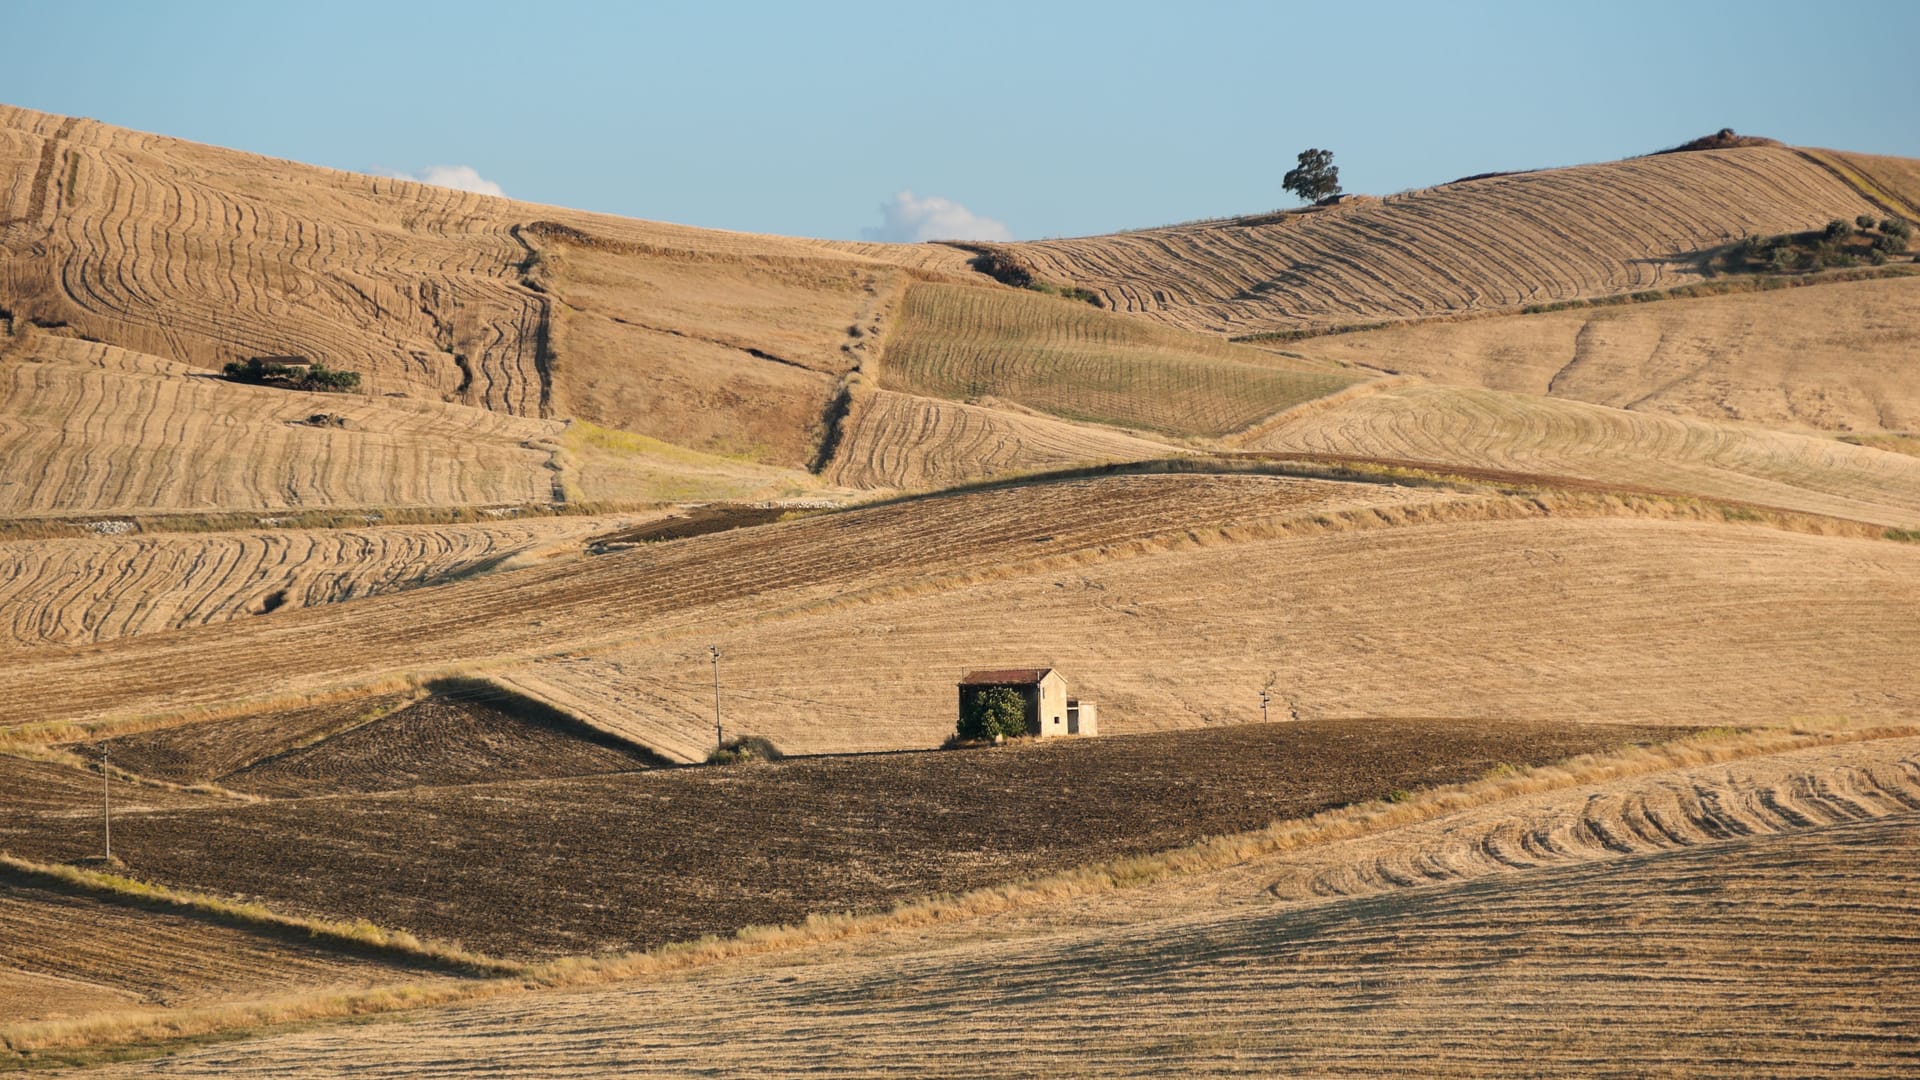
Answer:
879 282 1356 437
998 148 1879 335
0 875 449 1026
507 514 1920 758
5 472 1917 758
66 735 1920 1078
1805 149 1920 219
821 387 1178 489
1297 274 1920 433
3 719 1670 961
0 336 564 515
0 473 1446 734
0 517 625 650
1247 381 1920 527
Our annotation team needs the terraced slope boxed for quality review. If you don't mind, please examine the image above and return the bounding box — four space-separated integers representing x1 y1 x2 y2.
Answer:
880 282 1356 436
505 516 1920 758
1299 275 1920 432
81 737 1920 1078
1246 382 1920 527
822 388 1178 489
0 517 619 649
0 336 564 515
1002 148 1883 334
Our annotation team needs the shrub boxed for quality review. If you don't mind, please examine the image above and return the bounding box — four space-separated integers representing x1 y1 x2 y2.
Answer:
1856 214 1878 231
1881 217 1913 241
956 686 1028 742
706 735 782 765
1824 219 1852 240
1868 249 1888 266
1871 231 1904 253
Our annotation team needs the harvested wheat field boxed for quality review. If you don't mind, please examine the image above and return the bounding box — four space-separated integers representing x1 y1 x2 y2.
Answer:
997 148 1881 334
1247 381 1920 527
821 388 1178 489
0 473 1453 733
0 337 565 515
507 514 1920 758
0 517 627 650
60 734 1920 1078
879 282 1356 436
1298 275 1920 432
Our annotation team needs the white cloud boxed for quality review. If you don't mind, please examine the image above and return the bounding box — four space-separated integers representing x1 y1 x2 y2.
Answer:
862 190 1011 243
377 165 506 198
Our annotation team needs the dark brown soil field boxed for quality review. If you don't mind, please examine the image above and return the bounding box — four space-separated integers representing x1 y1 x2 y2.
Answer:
76 694 659 797
222 696 658 797
77 696 419 786
5 719 1676 960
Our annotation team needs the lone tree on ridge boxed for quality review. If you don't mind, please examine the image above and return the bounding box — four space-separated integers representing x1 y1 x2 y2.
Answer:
1283 148 1342 204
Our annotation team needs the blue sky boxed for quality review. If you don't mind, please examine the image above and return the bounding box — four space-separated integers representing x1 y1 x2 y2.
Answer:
4 1 1915 241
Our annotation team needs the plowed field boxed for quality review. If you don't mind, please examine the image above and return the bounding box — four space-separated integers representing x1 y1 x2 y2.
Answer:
1300 275 1920 432
1247 382 1920 527
880 282 1355 436
78 737 1920 1078
2 719 1672 960
1004 148 1879 334
822 388 1177 489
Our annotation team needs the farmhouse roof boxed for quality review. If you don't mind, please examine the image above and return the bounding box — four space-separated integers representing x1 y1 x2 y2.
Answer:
959 668 1054 686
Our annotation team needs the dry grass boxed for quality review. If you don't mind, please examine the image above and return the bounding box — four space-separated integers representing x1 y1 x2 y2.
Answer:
998 147 1882 335
879 281 1356 437
1296 275 1920 433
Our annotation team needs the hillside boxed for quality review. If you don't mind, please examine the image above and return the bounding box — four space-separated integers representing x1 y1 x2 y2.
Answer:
1295 274 1920 433
987 147 1883 335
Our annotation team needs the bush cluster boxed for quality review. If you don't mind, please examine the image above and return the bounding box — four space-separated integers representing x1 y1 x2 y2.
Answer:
956 686 1028 743
222 356 362 392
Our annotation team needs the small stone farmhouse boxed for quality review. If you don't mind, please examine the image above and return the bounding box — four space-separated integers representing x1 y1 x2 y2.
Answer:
957 668 1098 738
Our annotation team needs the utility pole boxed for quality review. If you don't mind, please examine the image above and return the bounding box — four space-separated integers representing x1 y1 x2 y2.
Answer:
1260 687 1271 724
709 645 723 752
102 742 111 863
